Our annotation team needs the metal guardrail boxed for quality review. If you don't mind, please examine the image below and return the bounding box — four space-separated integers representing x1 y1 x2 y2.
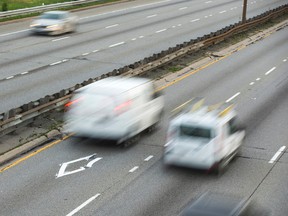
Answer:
0 0 100 18
0 4 287 137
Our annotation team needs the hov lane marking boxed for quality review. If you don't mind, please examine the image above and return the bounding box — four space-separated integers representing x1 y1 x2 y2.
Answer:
56 154 102 178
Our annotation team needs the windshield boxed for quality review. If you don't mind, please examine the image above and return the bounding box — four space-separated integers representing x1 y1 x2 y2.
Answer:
40 13 63 20
179 125 214 139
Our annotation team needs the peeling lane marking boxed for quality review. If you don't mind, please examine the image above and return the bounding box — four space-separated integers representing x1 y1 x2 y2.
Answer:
6 76 14 80
269 146 286 163
156 29 167 33
219 10 227 14
50 61 62 66
21 71 28 75
265 67 276 75
179 7 188 10
147 14 157 18
52 36 69 42
144 155 154 161
226 92 241 103
190 18 200 22
66 194 100 216
109 41 125 48
249 82 255 85
105 24 119 29
0 135 70 173
129 166 139 173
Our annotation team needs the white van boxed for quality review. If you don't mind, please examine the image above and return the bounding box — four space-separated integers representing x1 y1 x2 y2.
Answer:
64 77 164 146
164 98 245 173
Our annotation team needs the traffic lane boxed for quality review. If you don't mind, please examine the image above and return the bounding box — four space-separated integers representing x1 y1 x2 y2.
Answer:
161 26 288 111
89 156 272 216
0 135 165 216
1 0 284 75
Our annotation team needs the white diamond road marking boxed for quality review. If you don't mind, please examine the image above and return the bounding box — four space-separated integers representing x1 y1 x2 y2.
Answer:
56 154 102 178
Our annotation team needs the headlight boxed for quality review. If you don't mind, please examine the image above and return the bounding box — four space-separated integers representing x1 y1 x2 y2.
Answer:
47 24 60 29
30 23 40 27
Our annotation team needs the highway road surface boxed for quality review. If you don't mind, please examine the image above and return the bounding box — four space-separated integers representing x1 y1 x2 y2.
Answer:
0 0 286 112
0 16 287 215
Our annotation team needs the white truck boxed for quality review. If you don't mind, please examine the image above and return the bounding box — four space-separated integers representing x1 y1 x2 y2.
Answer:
64 77 164 146
164 98 245 173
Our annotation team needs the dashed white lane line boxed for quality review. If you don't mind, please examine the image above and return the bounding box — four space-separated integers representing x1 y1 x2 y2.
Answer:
269 146 286 164
256 78 261 81
219 10 227 14
144 155 154 161
265 67 276 75
139 35 144 38
82 53 90 56
105 24 119 29
179 7 188 10
66 194 100 216
6 76 14 80
109 41 125 48
283 59 287 62
190 18 200 22
205 1 213 3
226 92 241 103
62 59 69 62
249 82 255 85
52 36 69 42
156 29 167 33
50 61 62 66
92 49 99 53
129 166 139 173
146 14 157 18
177 24 182 27
21 71 29 75
131 38 137 41
0 29 29 37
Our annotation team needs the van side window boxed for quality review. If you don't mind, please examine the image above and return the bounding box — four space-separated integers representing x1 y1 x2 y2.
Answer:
228 117 238 135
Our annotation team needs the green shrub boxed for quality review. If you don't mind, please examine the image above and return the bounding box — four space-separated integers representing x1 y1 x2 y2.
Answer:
2 2 8 11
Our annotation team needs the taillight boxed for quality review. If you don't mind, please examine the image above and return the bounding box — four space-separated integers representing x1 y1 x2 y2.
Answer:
65 97 82 108
114 100 131 115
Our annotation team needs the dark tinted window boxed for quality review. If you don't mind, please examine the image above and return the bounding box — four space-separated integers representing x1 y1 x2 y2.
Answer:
180 125 214 139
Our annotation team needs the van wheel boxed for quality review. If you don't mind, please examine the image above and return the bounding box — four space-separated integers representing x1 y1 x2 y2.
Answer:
121 134 139 148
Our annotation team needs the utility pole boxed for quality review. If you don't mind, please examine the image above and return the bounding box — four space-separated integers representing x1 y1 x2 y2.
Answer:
242 0 248 23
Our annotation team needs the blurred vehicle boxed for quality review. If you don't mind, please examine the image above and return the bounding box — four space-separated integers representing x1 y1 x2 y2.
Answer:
164 98 245 173
30 11 77 35
180 192 250 216
64 77 164 146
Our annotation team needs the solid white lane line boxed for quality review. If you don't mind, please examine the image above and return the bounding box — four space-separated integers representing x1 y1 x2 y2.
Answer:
66 194 100 216
219 10 227 14
226 92 241 103
129 166 139 173
21 71 28 75
249 82 255 85
0 29 29 37
144 155 154 161
6 76 14 80
109 41 125 48
147 14 157 18
156 29 167 33
265 67 276 75
52 36 69 42
190 18 200 22
179 7 188 10
105 24 119 29
50 61 62 66
269 146 286 164
82 53 90 56
256 78 261 81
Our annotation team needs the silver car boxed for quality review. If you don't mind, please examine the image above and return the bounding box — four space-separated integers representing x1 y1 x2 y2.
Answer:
30 11 78 35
